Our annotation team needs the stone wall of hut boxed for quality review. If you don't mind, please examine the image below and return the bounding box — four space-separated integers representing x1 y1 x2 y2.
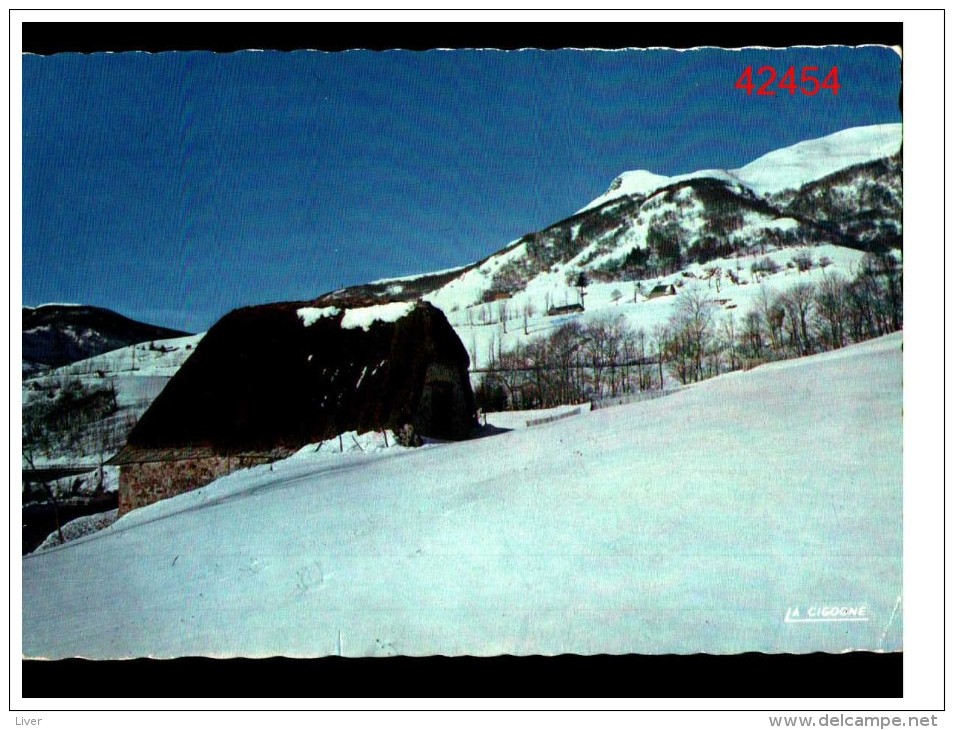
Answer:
117 453 275 515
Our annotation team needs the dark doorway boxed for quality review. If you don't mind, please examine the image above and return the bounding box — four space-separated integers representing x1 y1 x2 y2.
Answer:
423 381 455 438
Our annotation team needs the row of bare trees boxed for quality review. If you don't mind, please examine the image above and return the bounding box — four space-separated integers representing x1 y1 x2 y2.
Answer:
729 251 901 372
476 315 665 411
476 251 902 410
640 251 901 387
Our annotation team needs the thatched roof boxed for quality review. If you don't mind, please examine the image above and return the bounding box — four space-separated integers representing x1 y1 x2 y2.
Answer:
124 299 474 453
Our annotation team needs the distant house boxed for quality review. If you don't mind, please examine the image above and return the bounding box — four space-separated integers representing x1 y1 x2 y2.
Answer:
646 284 677 300
110 300 476 515
547 303 585 316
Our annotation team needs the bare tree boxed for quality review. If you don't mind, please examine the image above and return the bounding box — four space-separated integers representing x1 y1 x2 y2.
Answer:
485 333 498 373
606 317 631 396
740 309 766 364
666 286 717 384
814 270 849 350
634 327 651 391
522 301 534 335
496 299 509 332
720 312 739 372
547 321 587 405
651 324 668 390
792 251 815 273
583 317 611 399
469 333 479 371
757 283 785 356
779 282 816 356
524 336 549 409
494 346 527 410
867 251 902 333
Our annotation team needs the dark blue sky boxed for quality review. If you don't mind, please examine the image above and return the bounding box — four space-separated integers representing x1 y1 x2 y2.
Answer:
22 47 900 332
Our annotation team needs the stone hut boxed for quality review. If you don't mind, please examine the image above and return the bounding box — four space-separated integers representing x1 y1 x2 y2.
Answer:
546 303 585 316
646 284 677 300
110 299 476 514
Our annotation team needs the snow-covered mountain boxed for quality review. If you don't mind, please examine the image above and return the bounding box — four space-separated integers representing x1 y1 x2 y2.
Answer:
22 333 902 658
21 124 902 467
580 123 901 212
322 124 901 372
322 125 899 321
22 304 191 375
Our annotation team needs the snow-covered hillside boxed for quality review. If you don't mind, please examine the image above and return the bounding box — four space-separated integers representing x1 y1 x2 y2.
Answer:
410 124 903 372
38 333 204 380
22 334 203 469
580 124 902 212
733 123 902 196
431 243 875 372
22 333 902 659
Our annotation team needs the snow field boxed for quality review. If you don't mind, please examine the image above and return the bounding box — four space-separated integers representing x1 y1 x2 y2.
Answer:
32 333 204 380
483 403 592 430
22 333 902 659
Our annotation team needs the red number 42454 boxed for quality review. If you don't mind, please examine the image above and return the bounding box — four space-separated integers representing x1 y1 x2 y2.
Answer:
735 66 840 96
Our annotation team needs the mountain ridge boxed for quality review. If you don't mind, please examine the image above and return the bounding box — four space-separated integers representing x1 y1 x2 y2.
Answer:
315 123 901 317
22 304 191 374
581 122 902 213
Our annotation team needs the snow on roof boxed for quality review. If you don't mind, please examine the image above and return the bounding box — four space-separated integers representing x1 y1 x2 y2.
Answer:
298 302 417 330
297 306 341 327
341 301 415 331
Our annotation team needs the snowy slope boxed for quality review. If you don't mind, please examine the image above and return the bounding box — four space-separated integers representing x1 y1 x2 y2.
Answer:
579 169 679 212
22 334 204 468
434 243 872 373
22 333 902 659
578 124 902 213
733 123 902 195
35 333 204 380
413 125 902 369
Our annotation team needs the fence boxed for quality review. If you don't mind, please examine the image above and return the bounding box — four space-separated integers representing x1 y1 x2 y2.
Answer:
525 407 583 428
590 387 683 411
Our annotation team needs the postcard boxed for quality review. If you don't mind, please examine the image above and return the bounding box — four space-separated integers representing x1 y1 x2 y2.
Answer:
20 35 903 664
